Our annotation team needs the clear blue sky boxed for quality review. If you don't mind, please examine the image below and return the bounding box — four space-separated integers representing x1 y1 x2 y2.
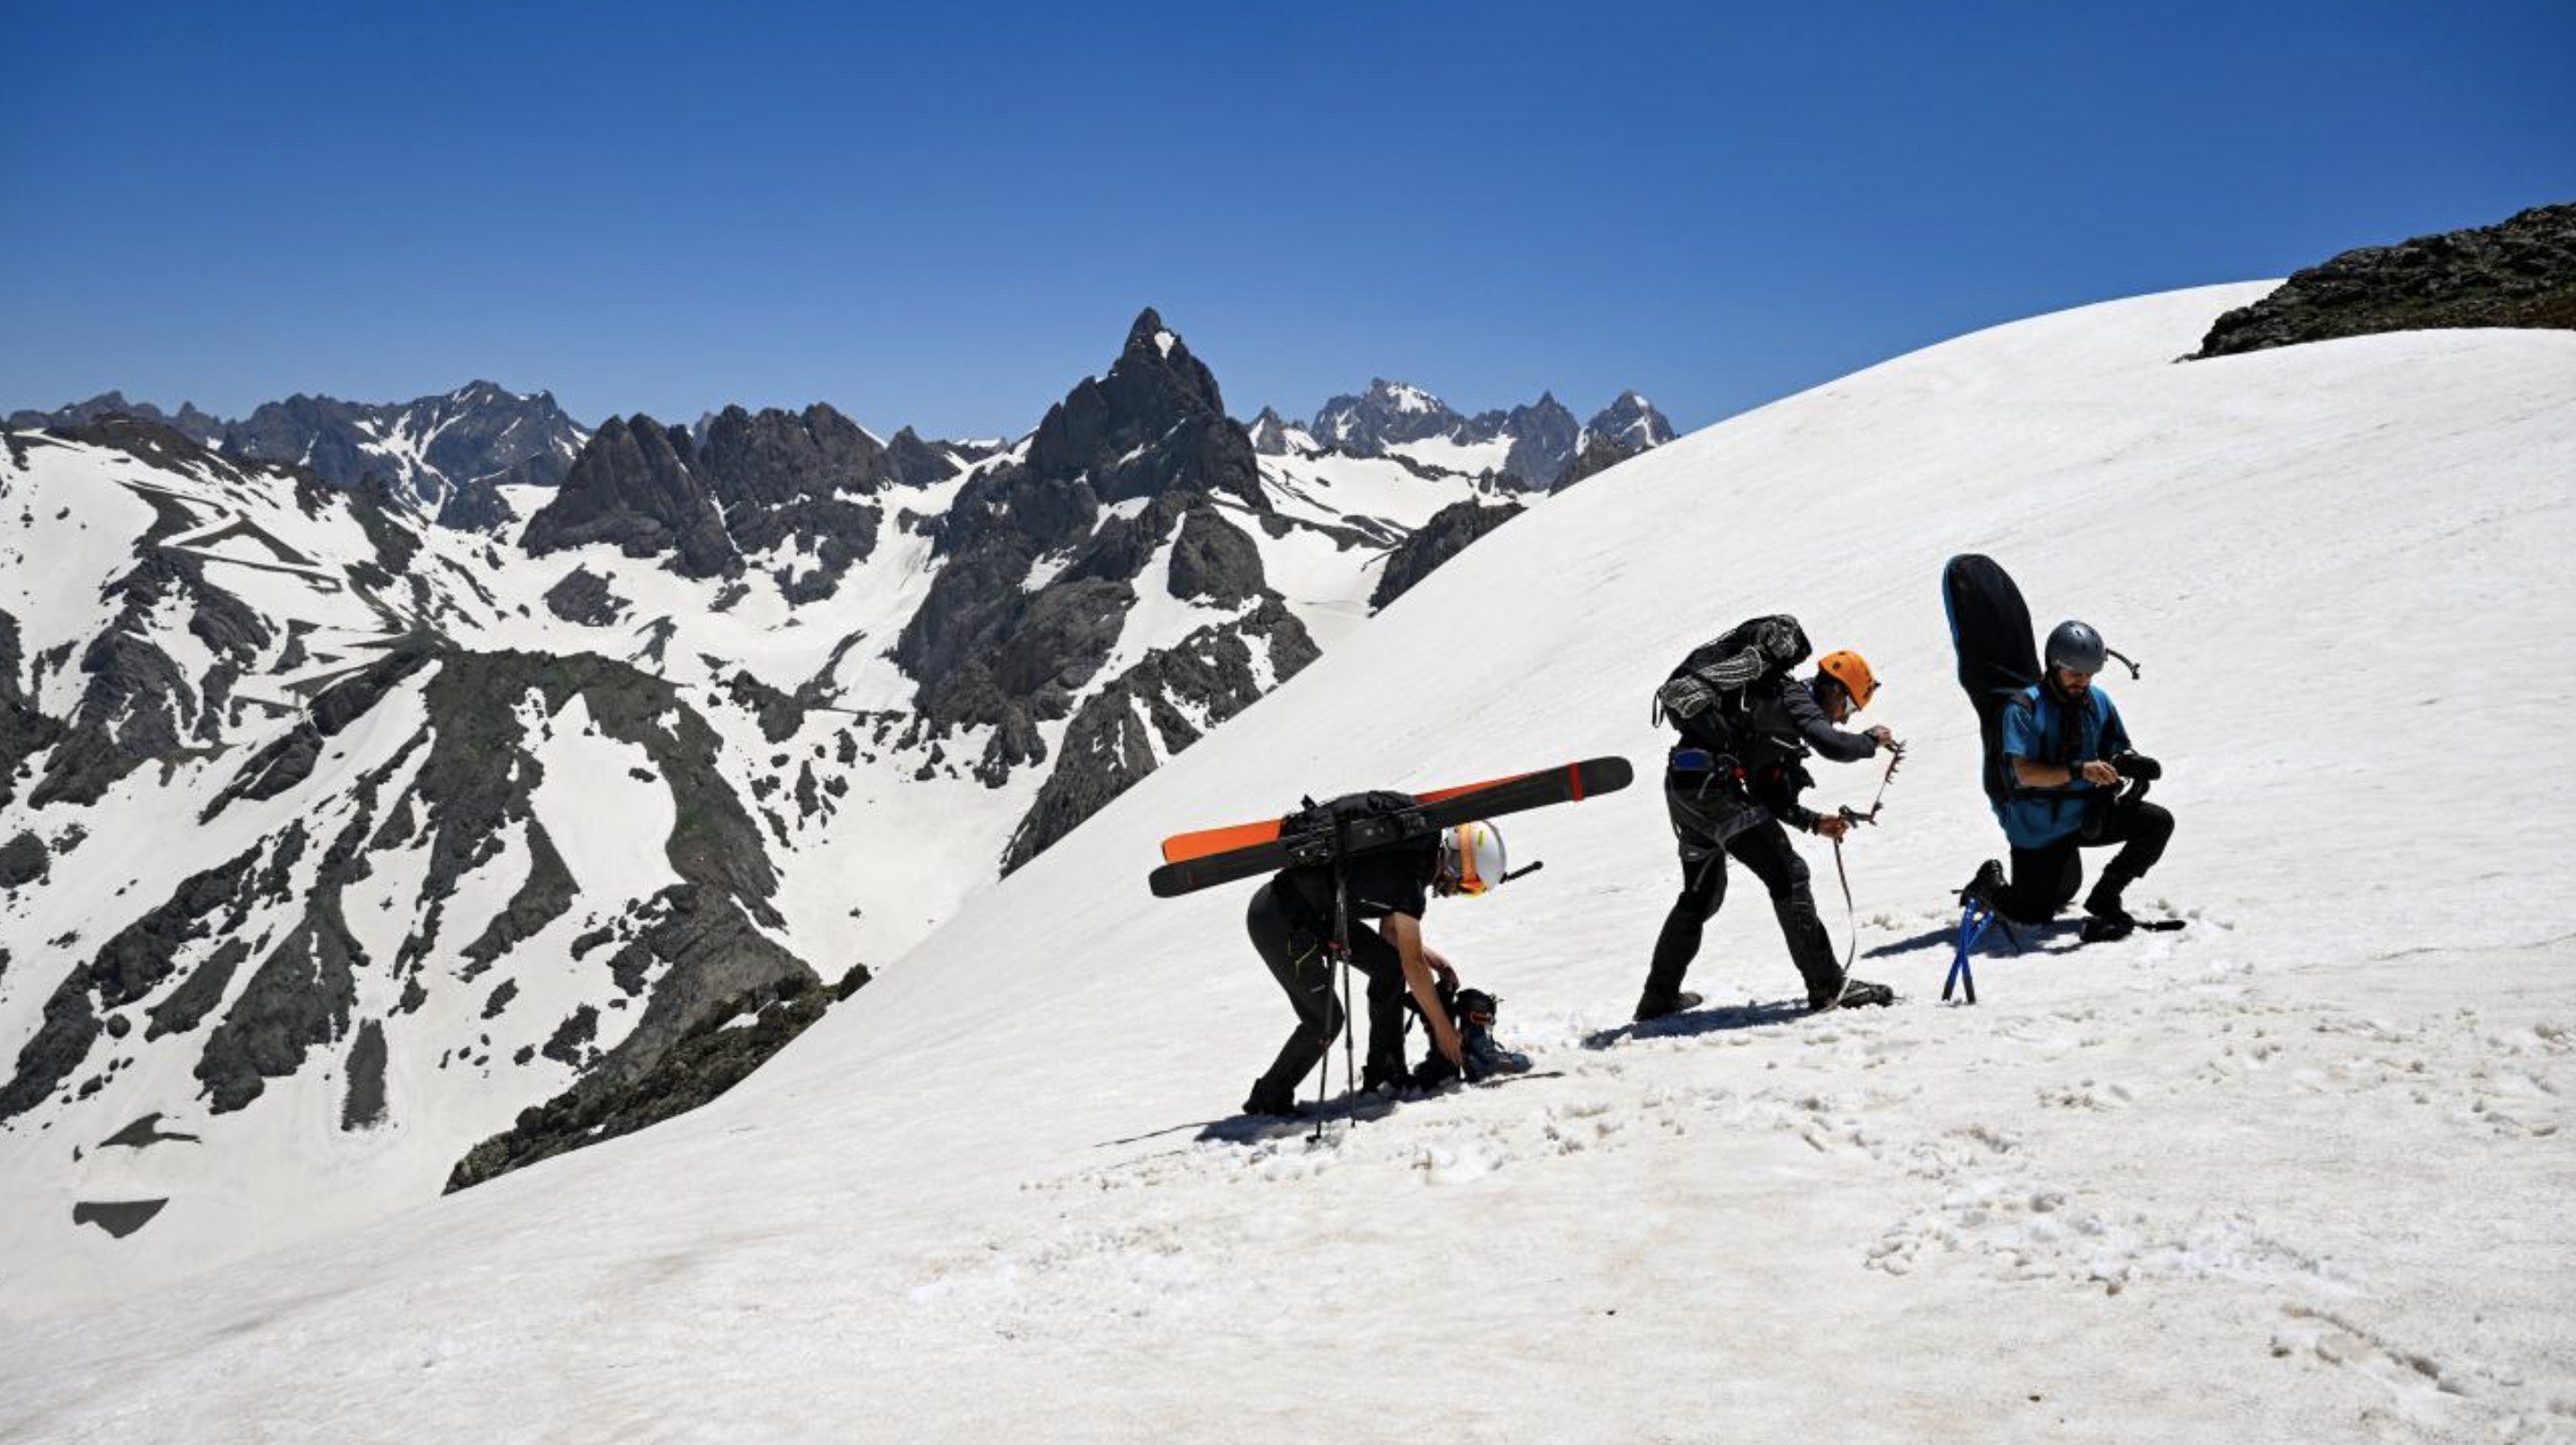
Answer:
4 1 2568 438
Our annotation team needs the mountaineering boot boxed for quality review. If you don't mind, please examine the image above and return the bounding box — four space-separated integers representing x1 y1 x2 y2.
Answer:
2080 911 2137 944
1241 1079 1301 1118
1811 975 1896 1012
1958 858 2007 910
2082 868 2138 942
1633 990 1704 1022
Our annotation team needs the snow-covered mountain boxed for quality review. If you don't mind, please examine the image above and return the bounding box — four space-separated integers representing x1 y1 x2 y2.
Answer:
9 381 592 528
5 282 2567 1441
0 308 1548 1314
1292 379 1676 490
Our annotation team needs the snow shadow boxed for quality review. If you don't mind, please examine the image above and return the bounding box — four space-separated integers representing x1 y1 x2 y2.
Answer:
1580 998 1809 1050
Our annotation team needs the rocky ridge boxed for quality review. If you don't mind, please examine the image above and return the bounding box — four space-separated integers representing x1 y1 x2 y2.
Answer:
12 381 592 527
2195 202 2576 359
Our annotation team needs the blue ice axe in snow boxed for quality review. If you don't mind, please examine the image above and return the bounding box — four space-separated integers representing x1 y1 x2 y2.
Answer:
1945 898 1997 1005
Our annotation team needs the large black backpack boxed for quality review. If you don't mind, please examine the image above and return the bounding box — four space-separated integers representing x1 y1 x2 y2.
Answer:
1276 789 1436 867
1653 615 1813 754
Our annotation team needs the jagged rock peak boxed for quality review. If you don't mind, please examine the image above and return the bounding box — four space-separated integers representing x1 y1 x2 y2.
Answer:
1311 379 1465 453
1125 307 1180 360
1245 407 1310 456
1020 309 1256 507
1586 390 1677 451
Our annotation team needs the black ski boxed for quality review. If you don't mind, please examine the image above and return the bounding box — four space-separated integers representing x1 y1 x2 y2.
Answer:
1148 756 1632 899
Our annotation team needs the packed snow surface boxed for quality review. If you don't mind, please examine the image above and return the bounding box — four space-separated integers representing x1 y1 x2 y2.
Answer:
5 285 2573 1441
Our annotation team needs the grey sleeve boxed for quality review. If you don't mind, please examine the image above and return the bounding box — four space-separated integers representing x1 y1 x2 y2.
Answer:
1784 683 1877 763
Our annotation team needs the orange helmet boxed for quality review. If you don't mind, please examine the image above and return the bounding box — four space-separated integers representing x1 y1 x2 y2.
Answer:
1818 650 1877 710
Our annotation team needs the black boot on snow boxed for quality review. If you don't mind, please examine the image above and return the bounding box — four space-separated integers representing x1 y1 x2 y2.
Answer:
1811 976 1896 1011
1633 990 1704 1022
2080 910 2137 944
1241 1081 1301 1118
2082 875 2139 943
1958 858 2007 910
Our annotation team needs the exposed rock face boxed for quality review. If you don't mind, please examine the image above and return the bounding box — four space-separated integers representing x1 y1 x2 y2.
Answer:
884 426 965 488
543 566 630 627
1497 393 1581 490
1167 503 1266 606
223 381 588 507
1585 390 1677 453
1000 600 1318 872
6 393 223 442
0 831 47 889
523 416 737 579
1557 433 1632 490
1245 407 1311 456
1027 309 1265 509
1314 379 1467 455
1370 498 1527 610
2195 202 2576 359
523 404 894 597
1299 381 1668 489
22 423 283 808
896 309 1269 758
13 382 590 516
448 957 871 1195
0 844 266 1121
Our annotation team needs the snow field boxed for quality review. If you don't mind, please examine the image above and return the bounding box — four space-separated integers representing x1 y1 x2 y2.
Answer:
4 285 2572 1441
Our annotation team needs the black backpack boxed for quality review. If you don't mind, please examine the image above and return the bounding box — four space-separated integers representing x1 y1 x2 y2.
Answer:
1653 615 1812 752
1275 789 1436 868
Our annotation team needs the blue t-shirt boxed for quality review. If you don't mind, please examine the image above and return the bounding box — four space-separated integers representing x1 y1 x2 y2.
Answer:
1994 684 2131 849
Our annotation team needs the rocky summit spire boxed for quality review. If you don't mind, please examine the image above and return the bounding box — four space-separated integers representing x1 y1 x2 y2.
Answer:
1024 308 1251 506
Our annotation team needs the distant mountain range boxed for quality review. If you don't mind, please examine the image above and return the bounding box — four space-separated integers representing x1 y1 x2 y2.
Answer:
1248 381 1674 490
7 382 589 527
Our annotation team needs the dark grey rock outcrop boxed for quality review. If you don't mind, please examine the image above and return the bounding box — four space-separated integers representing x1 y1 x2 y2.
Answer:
1312 380 1469 455
443 891 862 1193
1497 394 1581 490
1000 599 1317 871
1585 390 1677 453
0 831 47 890
1025 309 1265 510
0 842 267 1121
542 566 630 626
523 404 897 597
523 416 738 579
1167 503 1266 606
1370 498 1526 611
1556 432 1641 491
2195 202 2576 359
1246 407 1308 456
884 426 965 488
8 392 224 442
222 381 587 506
897 309 1273 771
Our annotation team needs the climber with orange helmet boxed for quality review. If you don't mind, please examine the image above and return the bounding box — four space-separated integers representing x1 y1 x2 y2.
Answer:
1239 796 1513 1117
1639 616 1901 1021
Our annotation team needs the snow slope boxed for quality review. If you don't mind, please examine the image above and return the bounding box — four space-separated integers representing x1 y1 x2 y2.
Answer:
6 284 2573 1442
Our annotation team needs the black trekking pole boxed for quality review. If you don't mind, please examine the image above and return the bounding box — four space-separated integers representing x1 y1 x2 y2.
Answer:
1313 847 1355 1144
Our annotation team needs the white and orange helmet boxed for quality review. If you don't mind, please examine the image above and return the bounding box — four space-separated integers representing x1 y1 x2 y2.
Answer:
1438 820 1508 896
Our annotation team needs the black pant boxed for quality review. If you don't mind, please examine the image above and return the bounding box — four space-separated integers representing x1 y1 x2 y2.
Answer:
1644 779 1842 1005
2001 796 2174 923
1247 881 1409 1100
